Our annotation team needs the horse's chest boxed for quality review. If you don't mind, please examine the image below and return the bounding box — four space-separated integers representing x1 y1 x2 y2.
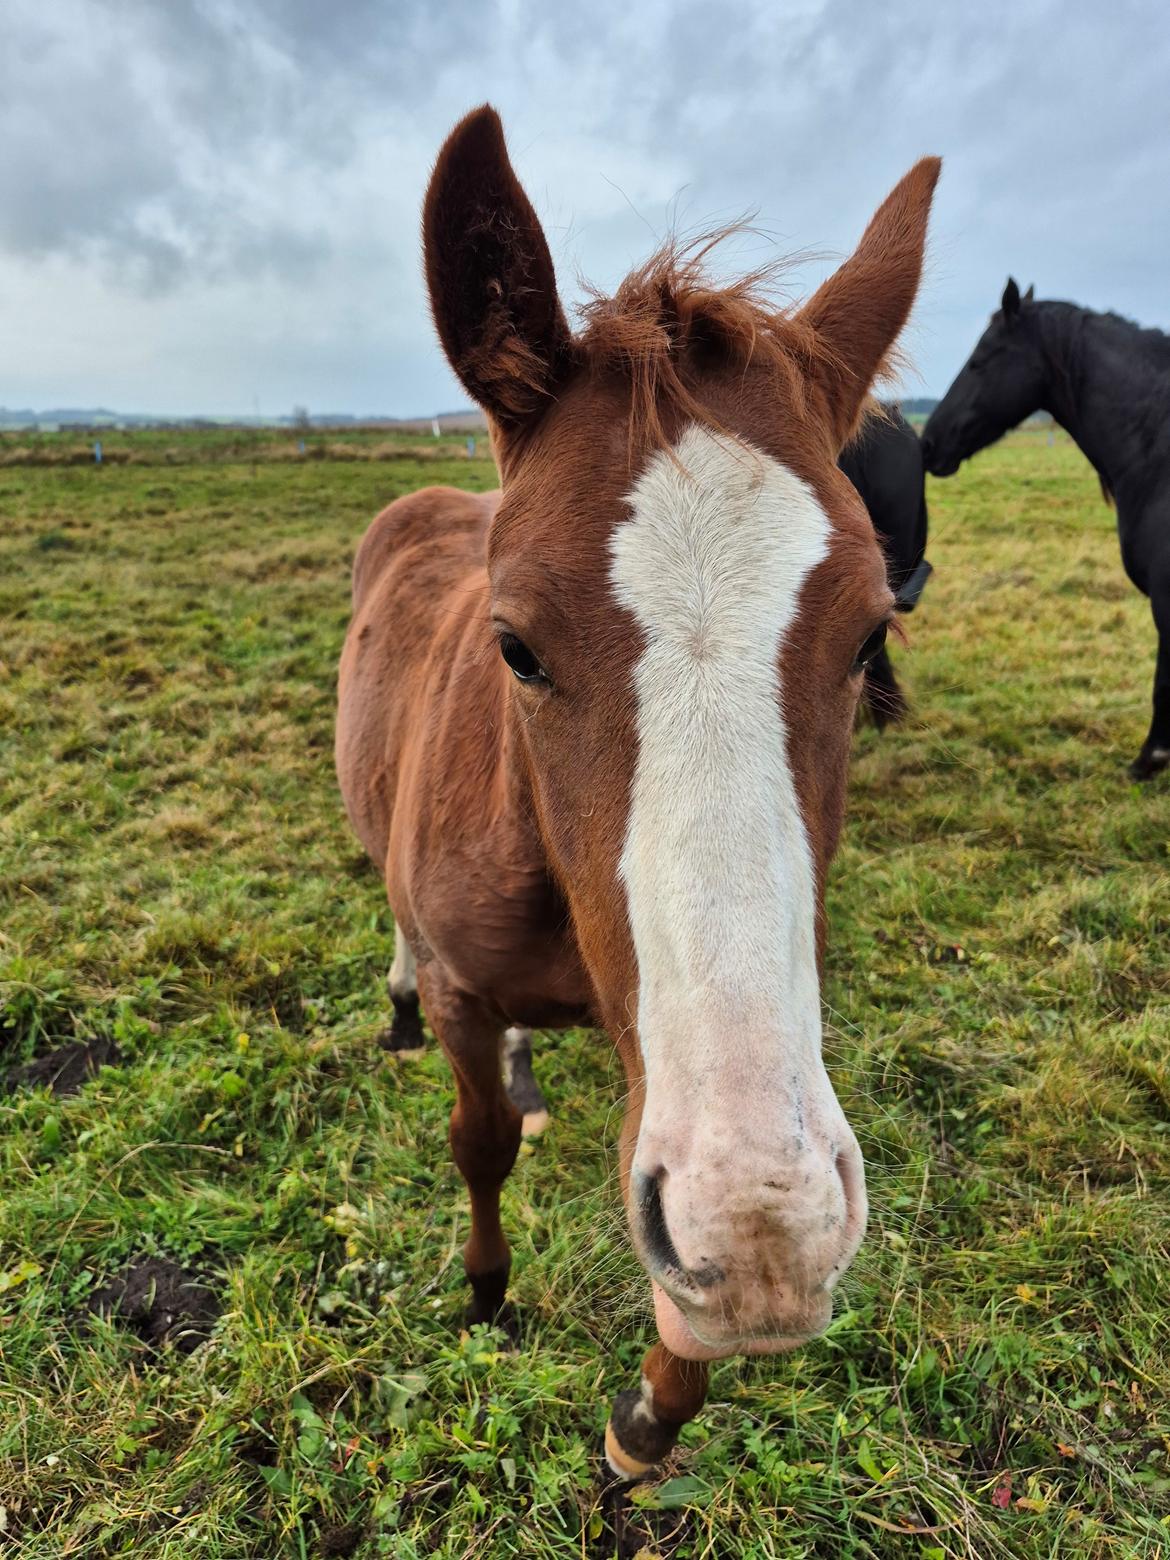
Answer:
392 847 593 1026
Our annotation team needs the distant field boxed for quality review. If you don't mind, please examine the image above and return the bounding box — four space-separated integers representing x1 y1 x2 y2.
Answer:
1 427 1168 1558
0 423 484 468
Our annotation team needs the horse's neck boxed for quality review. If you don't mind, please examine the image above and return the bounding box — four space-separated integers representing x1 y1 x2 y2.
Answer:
1039 307 1163 499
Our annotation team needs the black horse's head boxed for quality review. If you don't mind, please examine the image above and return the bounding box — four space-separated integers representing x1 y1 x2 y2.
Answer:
921 279 1045 476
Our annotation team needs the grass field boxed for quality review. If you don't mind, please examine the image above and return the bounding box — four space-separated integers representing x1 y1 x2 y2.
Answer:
1 426 1168 1558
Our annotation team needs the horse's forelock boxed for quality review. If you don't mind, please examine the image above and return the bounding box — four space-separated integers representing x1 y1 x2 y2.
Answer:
572 229 845 461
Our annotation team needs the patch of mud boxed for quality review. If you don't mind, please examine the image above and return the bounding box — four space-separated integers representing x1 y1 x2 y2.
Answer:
87 1256 220 1354
2 1036 121 1097
316 1521 369 1557
594 1475 696 1559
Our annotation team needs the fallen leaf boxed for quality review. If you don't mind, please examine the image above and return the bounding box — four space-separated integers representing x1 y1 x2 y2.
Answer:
0 1260 42 1295
991 1476 1012 1510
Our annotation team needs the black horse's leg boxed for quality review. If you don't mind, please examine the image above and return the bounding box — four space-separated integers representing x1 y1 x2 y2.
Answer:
863 644 908 731
1130 591 1170 780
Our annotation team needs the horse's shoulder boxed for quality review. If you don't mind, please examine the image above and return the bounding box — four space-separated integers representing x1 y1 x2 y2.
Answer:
351 485 499 610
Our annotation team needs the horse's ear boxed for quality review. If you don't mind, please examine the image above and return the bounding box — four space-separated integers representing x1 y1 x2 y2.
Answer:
1002 277 1022 317
798 157 941 451
423 105 573 430
1022 283 1035 304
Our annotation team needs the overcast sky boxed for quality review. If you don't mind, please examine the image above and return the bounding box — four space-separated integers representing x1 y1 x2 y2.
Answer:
3 0 1167 416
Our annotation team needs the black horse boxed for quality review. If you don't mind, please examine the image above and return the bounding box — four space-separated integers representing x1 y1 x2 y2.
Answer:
843 405 932 728
922 279 1170 780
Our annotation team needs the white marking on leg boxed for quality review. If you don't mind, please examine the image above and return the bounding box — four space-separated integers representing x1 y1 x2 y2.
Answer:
502 1026 549 1137
632 1372 658 1426
383 926 426 1057
502 1026 531 1080
388 928 417 1000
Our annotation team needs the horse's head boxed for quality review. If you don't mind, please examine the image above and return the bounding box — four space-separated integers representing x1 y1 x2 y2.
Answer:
922 278 1043 476
423 106 939 1360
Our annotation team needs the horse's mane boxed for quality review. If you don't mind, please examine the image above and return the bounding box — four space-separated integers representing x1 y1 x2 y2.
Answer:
1033 301 1170 506
573 228 855 455
1092 308 1170 368
1038 300 1170 390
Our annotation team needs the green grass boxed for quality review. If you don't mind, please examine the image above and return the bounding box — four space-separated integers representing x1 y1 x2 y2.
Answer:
0 427 1167 1558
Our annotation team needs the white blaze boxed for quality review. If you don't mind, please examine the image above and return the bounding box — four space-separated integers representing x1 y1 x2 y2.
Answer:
610 423 832 1124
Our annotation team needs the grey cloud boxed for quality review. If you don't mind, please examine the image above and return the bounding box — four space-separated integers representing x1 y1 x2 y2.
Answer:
0 0 486 287
1 0 1168 411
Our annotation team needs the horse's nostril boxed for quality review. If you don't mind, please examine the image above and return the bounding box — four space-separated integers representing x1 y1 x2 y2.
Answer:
635 1167 685 1279
834 1144 868 1246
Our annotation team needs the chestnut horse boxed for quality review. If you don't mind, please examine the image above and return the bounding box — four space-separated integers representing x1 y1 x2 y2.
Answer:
336 106 939 1478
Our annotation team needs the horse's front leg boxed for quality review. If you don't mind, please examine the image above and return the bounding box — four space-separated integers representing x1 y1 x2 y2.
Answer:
605 1341 709 1480
502 1025 550 1137
603 1087 710 1479
1130 592 1170 780
417 966 522 1325
379 925 428 1055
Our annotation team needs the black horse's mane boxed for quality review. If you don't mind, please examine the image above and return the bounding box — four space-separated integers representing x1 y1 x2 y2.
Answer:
1030 301 1170 504
1036 299 1170 390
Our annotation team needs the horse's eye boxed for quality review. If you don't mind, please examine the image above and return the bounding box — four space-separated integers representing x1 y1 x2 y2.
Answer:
499 632 549 685
852 622 888 674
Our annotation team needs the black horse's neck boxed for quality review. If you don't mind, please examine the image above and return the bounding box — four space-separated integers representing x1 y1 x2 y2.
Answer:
1035 302 1170 501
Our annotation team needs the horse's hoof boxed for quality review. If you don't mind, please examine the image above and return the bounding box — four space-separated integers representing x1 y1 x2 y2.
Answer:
1128 748 1170 781
465 1262 518 1340
603 1385 682 1482
603 1420 657 1483
465 1298 521 1347
379 994 428 1056
521 1107 549 1139
377 1031 427 1058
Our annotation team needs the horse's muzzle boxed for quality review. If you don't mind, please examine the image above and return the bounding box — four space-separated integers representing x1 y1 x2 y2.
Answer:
920 423 974 479
630 1112 868 1361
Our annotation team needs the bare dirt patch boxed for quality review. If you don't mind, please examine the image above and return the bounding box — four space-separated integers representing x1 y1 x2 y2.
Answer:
2 1036 122 1097
594 1475 696 1560
87 1257 220 1354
